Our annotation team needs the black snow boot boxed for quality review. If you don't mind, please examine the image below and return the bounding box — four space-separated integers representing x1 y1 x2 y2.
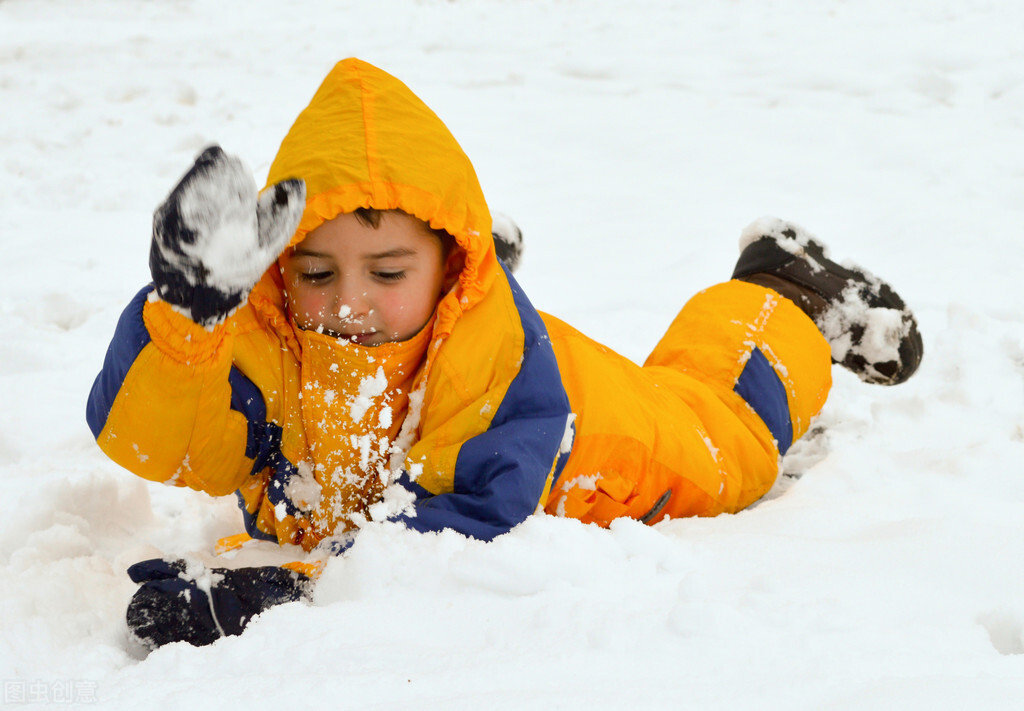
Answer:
732 217 923 386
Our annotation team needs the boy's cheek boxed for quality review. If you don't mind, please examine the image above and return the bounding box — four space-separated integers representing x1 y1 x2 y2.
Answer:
379 291 414 318
382 287 438 327
288 291 330 327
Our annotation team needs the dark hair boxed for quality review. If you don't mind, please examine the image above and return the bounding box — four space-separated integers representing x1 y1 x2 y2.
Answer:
352 207 456 254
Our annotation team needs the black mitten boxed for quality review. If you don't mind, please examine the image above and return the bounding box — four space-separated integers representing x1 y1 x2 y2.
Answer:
126 558 312 649
149 145 306 327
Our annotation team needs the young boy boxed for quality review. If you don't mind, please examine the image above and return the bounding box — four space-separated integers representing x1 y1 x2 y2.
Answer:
87 58 922 648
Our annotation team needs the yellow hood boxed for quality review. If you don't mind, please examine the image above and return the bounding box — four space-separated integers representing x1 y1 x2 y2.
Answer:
263 58 498 337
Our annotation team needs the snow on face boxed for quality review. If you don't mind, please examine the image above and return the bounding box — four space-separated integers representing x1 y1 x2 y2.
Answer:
281 211 450 346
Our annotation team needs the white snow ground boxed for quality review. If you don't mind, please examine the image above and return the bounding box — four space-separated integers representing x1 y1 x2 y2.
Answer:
2 0 1024 708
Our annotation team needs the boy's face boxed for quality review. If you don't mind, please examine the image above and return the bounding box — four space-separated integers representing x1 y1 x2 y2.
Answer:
281 211 461 346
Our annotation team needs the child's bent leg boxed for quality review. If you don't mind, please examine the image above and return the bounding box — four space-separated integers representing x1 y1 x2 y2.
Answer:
541 272 832 524
644 279 833 511
547 219 920 525
647 280 832 448
641 217 922 516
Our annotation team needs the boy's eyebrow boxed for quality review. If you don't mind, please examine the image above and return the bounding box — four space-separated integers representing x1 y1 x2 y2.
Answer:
362 247 418 260
290 247 330 258
289 247 418 260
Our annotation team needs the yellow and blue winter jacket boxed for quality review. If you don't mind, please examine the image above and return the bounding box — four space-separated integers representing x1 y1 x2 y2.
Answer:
87 58 832 552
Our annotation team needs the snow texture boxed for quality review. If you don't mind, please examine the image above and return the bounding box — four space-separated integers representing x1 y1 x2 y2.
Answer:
2 1 1024 708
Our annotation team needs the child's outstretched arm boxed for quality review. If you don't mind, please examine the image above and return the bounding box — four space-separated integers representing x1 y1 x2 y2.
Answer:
87 147 304 495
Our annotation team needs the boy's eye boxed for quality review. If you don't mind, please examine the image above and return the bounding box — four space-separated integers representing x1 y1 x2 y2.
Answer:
300 270 332 283
373 270 407 282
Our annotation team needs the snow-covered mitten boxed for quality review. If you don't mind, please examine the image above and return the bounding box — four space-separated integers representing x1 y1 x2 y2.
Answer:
149 145 306 327
492 212 523 273
125 558 312 649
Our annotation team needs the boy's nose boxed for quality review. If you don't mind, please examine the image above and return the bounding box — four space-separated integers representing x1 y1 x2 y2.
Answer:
332 286 370 320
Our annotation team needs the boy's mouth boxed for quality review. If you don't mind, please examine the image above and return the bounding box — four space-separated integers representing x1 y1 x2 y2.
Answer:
343 332 377 345
313 325 379 345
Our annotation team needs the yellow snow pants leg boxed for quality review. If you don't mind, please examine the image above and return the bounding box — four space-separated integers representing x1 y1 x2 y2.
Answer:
543 280 832 526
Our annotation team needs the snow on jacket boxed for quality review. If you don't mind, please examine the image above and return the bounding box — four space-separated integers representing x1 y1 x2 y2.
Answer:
87 58 833 552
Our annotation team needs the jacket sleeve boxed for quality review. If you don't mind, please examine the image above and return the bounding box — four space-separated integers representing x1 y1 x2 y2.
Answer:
86 286 257 496
388 267 574 542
